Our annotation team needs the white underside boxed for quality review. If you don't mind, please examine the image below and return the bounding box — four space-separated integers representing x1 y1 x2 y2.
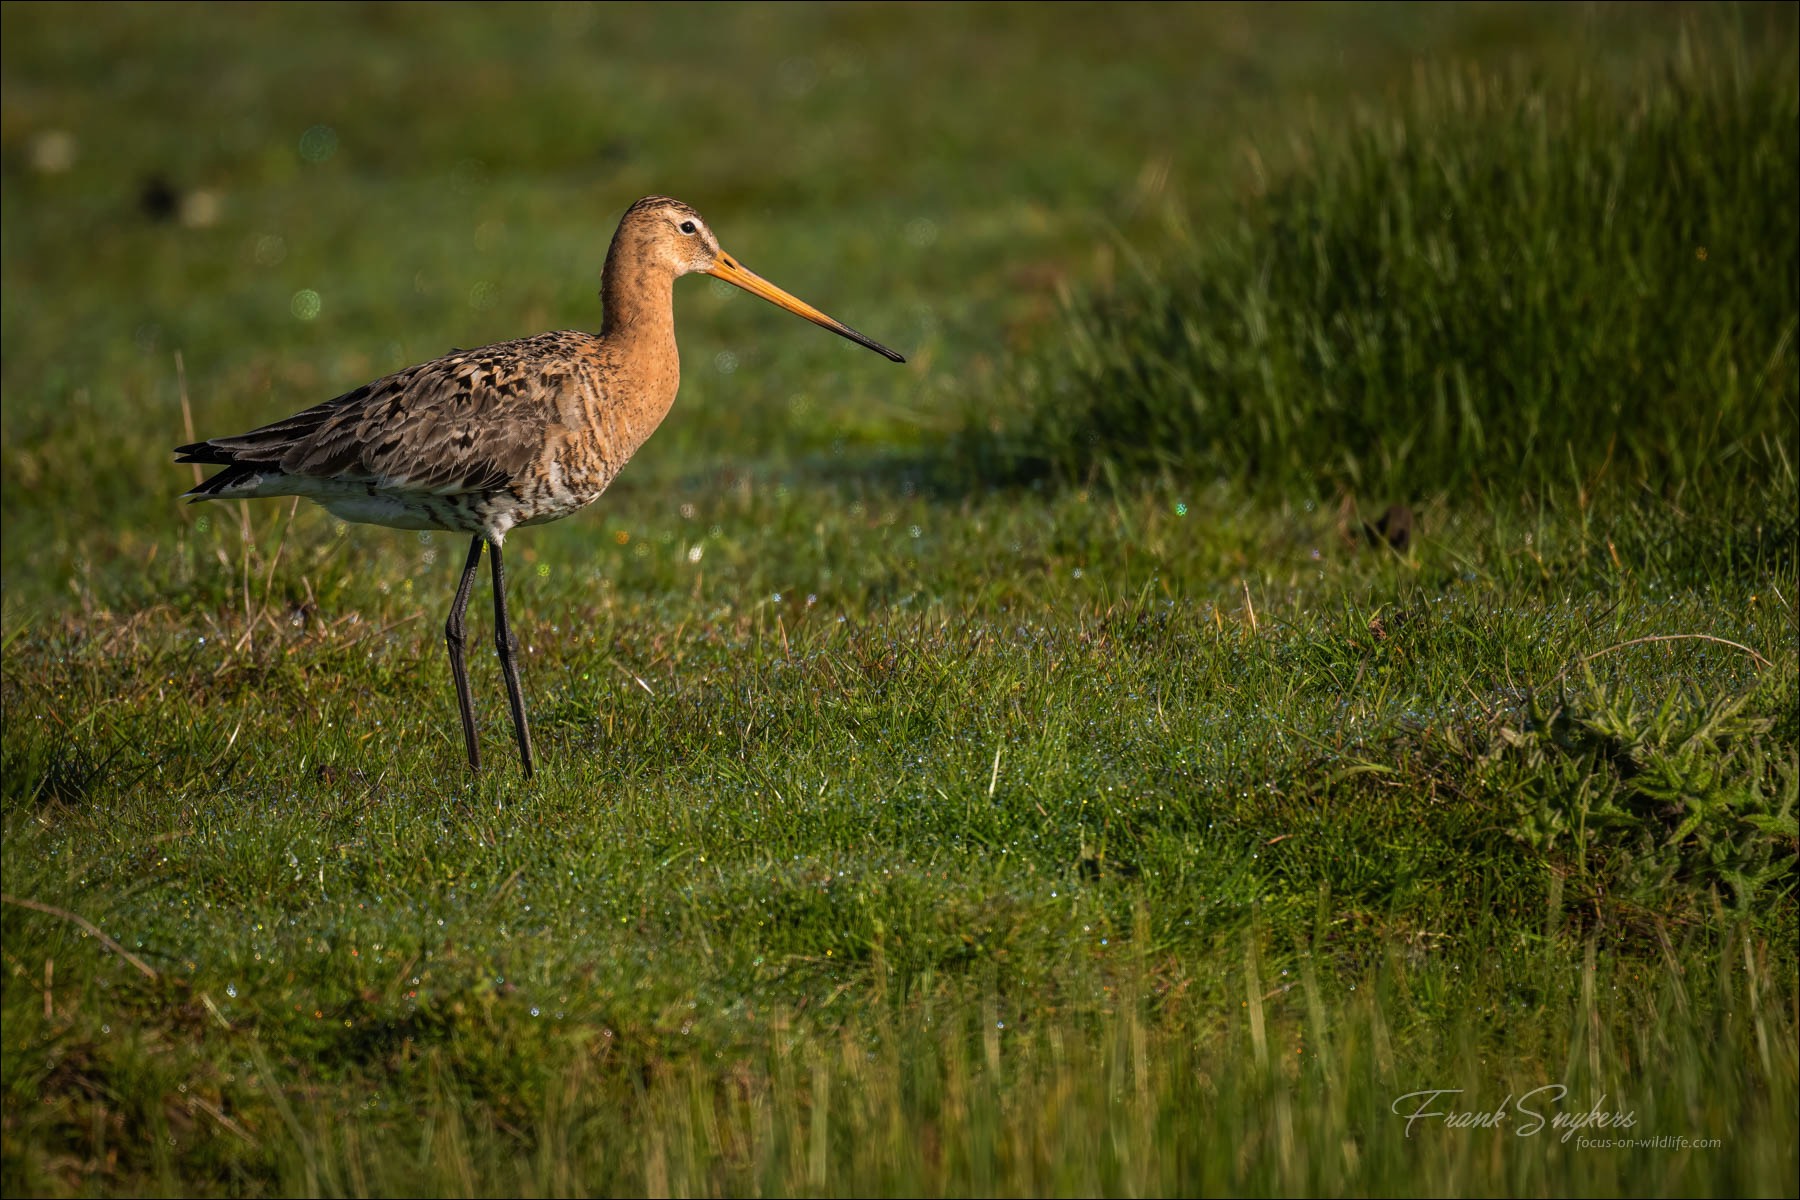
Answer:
195 473 521 541
317 492 463 531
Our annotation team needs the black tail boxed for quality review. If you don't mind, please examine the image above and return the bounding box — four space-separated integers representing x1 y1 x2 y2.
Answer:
174 441 270 499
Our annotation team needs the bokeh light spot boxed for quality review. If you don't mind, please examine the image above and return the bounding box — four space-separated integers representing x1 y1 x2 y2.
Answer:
905 218 939 248
298 125 338 164
29 130 78 173
252 234 287 266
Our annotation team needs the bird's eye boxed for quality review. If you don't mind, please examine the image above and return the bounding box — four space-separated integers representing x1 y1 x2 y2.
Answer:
679 220 697 235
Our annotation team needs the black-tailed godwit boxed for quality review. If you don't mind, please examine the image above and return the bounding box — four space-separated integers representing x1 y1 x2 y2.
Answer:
176 196 904 779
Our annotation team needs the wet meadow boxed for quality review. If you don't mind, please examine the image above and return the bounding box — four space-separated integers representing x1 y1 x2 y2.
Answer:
3 4 1796 1195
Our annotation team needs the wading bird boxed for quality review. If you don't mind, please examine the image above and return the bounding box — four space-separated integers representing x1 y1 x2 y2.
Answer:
176 196 904 779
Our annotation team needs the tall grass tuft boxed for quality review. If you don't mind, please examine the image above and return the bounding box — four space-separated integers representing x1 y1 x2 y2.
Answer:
984 32 1799 502
193 942 1800 1195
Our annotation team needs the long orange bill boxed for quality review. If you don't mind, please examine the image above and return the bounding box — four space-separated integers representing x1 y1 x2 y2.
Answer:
707 252 905 363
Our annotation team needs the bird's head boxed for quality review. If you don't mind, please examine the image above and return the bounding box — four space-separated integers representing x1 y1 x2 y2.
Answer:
610 196 905 362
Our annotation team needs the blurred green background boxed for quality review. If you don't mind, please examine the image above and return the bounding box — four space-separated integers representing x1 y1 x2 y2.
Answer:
0 0 1753 596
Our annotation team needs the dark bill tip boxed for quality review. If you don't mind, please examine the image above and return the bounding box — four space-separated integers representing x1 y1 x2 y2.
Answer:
832 323 906 363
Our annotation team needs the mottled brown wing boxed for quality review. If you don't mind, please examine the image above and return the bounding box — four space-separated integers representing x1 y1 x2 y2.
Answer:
196 334 586 495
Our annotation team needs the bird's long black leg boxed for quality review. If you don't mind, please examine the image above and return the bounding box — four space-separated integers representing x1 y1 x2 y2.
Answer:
488 539 537 779
445 535 485 772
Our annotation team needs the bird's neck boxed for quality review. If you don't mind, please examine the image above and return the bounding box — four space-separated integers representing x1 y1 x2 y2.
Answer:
595 256 682 449
600 256 678 344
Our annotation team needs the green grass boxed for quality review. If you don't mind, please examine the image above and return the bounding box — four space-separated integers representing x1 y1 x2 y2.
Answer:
3 3 1797 1196
972 30 1800 503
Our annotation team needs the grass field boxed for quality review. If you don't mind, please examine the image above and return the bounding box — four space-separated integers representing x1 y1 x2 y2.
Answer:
3 3 1797 1195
